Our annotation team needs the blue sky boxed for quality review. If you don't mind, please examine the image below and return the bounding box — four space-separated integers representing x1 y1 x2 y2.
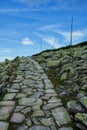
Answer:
0 0 87 61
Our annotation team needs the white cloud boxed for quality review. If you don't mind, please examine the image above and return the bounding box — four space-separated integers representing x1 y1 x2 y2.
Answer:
38 24 62 31
33 32 62 48
43 36 62 48
0 56 14 62
50 28 87 45
22 37 34 45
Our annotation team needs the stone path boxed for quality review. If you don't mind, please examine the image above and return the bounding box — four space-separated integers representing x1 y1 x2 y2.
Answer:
0 57 72 130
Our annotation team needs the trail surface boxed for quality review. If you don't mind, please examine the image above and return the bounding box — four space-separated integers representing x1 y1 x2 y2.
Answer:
0 57 72 130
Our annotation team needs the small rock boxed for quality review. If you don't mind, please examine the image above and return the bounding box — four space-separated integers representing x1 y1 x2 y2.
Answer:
21 107 31 114
40 118 55 126
32 110 45 117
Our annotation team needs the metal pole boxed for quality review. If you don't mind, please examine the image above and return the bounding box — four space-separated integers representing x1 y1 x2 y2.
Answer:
70 16 73 46
52 39 56 49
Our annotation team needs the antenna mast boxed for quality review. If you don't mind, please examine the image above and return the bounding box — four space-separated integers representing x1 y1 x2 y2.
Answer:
52 39 56 49
70 16 73 46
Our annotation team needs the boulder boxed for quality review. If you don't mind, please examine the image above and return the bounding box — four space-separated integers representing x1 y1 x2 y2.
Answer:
67 100 86 113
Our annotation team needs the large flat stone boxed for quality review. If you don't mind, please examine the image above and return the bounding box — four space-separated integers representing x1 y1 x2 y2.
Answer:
0 114 9 120
7 88 19 93
0 121 9 130
18 97 36 106
59 127 73 130
43 103 62 110
52 107 71 127
15 106 25 112
11 113 25 123
40 118 55 126
11 84 20 89
0 106 14 115
32 110 45 117
0 101 15 106
29 126 50 130
16 93 27 98
3 93 16 100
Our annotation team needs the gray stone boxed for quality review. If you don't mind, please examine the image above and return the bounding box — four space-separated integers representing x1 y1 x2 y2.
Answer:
77 93 85 99
18 97 36 106
16 93 27 98
29 126 50 130
80 97 87 109
21 85 28 89
51 126 56 130
17 125 28 130
34 92 43 98
52 107 71 127
0 106 14 115
32 110 45 117
43 103 62 110
0 101 15 106
0 114 9 120
32 105 41 111
40 118 55 126
45 89 55 93
31 117 40 125
26 118 32 126
3 93 16 100
7 88 19 93
31 99 42 106
75 113 87 127
0 121 9 130
23 79 35 85
76 123 87 130
48 98 61 103
13 79 22 83
21 107 31 114
67 100 86 113
11 83 20 89
11 113 25 123
15 106 25 112
58 127 73 130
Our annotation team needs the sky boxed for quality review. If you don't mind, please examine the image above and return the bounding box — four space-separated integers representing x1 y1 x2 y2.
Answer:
0 0 87 62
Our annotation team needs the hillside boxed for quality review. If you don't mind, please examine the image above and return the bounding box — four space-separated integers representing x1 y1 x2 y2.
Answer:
0 41 87 130
32 41 87 130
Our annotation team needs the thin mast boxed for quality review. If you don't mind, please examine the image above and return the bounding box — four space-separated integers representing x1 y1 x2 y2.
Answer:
52 38 56 49
70 16 73 46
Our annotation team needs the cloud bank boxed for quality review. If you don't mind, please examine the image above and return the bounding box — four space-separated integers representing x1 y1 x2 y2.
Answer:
22 37 34 45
